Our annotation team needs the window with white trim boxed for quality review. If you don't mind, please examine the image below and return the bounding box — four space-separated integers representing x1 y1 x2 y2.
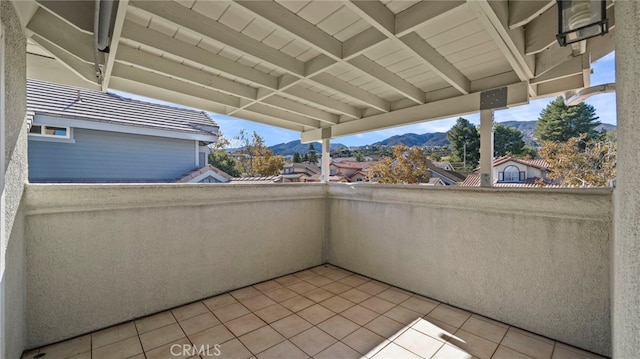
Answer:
29 124 71 138
498 165 526 182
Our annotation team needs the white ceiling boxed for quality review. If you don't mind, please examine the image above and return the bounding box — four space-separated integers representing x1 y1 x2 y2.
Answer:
18 0 615 142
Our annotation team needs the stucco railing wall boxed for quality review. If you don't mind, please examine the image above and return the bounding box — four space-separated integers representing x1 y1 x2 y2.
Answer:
327 184 612 357
24 183 612 356
24 184 327 347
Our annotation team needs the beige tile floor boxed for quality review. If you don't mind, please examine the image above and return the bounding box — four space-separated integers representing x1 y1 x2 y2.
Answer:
22 265 607 359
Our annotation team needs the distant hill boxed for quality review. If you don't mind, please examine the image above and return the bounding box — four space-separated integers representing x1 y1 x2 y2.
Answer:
362 120 616 149
498 120 539 146
373 132 449 147
268 140 347 155
595 123 616 132
498 120 616 147
265 121 616 155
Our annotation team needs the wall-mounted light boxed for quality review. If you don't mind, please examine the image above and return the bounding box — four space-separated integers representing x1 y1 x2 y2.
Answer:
557 0 608 47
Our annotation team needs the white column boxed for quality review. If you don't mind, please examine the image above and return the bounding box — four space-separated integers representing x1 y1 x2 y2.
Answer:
321 139 330 183
614 1 640 357
479 109 494 187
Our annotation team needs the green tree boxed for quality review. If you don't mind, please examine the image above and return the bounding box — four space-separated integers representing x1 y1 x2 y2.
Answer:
307 143 318 163
234 130 284 176
368 145 430 184
536 96 601 142
354 151 364 162
539 134 616 187
519 146 538 159
447 117 480 169
208 131 241 177
494 124 525 157
292 152 302 163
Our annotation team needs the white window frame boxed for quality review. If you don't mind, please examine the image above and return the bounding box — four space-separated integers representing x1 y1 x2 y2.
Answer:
28 124 72 139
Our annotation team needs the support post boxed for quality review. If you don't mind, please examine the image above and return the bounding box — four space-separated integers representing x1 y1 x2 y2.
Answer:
479 109 494 187
321 138 330 183
614 1 640 357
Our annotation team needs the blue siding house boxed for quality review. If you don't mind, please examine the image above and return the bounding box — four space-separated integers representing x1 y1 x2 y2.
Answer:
27 80 219 183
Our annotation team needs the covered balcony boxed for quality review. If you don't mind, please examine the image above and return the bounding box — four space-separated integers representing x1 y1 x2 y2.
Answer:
0 0 636 358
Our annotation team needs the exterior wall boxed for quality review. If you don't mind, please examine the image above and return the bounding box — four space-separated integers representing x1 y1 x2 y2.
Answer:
494 162 526 174
1 2 28 359
494 162 542 181
351 173 368 182
28 128 197 182
24 184 326 348
327 185 612 356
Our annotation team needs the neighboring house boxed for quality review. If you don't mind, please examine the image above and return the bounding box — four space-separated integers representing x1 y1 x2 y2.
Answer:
330 160 380 179
427 160 466 185
27 80 219 183
280 163 320 182
423 178 446 186
461 156 560 187
431 161 455 171
350 170 371 183
177 165 233 183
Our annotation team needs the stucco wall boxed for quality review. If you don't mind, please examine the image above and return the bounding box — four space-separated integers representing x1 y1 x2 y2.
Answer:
614 1 640 357
1 2 28 359
24 184 326 348
327 184 612 356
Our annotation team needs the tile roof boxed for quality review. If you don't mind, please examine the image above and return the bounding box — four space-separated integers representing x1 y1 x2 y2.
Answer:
177 165 233 183
331 161 380 169
231 175 282 183
461 174 564 188
283 163 321 175
307 174 351 182
490 156 550 171
426 160 466 183
27 79 219 137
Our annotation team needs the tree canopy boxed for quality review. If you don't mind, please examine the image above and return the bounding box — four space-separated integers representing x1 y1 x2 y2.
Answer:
447 117 480 169
494 124 525 157
538 134 616 187
536 96 601 142
208 131 241 177
307 143 318 163
368 145 429 184
234 130 284 176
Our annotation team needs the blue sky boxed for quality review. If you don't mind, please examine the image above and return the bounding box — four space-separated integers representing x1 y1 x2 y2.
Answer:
114 52 616 147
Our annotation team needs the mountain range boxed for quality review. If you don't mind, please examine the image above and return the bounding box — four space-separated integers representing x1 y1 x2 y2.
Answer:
267 141 346 155
267 120 616 155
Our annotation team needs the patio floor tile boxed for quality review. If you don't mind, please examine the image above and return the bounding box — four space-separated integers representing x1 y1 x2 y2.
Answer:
342 327 388 355
290 327 337 356
317 314 360 339
270 314 313 339
91 322 137 349
226 313 267 337
27 265 606 359
253 303 292 324
315 341 361 359
171 301 209 322
178 312 220 336
92 336 142 359
255 340 307 359
139 323 185 352
426 304 472 328
135 311 176 334
238 325 285 354
280 295 315 312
